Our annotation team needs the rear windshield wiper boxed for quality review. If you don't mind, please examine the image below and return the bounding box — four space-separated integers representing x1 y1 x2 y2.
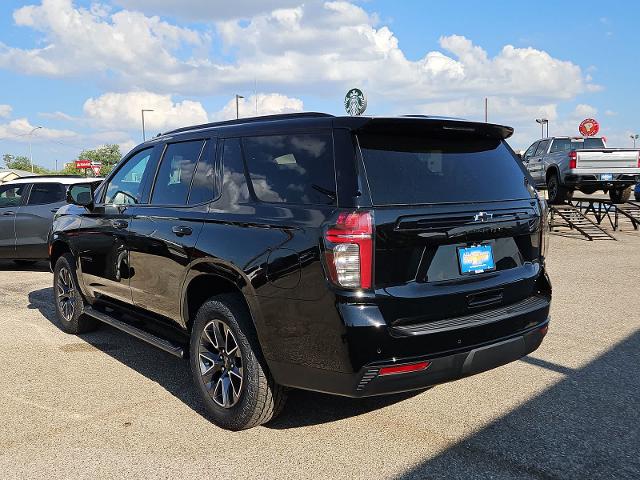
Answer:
312 184 337 202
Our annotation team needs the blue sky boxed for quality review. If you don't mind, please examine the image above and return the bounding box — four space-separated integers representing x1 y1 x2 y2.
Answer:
0 0 638 170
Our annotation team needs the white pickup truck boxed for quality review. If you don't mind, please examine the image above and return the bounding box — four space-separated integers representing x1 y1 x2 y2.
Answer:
522 136 640 204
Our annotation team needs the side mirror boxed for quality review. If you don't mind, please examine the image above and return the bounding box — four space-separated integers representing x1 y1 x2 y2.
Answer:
67 183 95 208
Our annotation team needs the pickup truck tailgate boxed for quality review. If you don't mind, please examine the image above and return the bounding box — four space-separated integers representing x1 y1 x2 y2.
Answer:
576 149 640 169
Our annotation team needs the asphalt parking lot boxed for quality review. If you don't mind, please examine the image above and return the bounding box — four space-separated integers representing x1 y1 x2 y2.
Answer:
0 228 638 479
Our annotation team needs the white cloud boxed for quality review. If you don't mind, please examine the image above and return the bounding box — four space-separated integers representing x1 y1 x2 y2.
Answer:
82 91 208 133
0 0 597 103
0 104 12 118
38 110 76 121
574 103 598 118
605 109 617 116
0 117 77 142
211 93 303 121
113 0 308 20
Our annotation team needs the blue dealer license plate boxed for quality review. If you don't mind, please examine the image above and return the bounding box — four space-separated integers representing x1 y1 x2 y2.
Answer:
600 173 613 181
458 244 496 274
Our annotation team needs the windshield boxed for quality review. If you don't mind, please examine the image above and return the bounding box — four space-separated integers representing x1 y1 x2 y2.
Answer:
550 138 605 153
358 133 532 205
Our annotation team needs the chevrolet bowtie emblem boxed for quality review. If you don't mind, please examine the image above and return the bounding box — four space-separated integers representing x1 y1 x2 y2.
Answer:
474 212 493 222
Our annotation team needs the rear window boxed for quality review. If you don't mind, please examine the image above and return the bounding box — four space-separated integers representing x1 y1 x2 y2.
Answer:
359 134 531 205
550 138 605 153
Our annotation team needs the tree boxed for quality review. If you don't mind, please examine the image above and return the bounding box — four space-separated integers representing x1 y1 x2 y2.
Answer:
2 154 50 174
61 144 122 176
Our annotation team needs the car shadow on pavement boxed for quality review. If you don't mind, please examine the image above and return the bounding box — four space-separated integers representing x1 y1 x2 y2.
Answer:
27 287 420 429
396 329 640 480
0 260 50 272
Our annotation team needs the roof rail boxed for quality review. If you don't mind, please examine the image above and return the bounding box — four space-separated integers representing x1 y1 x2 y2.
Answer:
161 112 335 137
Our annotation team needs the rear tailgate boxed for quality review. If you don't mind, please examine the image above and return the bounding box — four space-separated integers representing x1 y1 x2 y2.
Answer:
356 123 547 338
576 149 640 170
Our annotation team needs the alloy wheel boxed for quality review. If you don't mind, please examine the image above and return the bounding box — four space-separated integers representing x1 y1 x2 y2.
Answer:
57 266 76 322
198 319 244 408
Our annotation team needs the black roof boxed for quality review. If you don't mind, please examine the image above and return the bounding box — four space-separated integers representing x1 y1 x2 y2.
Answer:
153 112 514 141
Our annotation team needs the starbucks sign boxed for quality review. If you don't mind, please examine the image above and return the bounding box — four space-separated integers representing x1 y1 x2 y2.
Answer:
344 88 367 116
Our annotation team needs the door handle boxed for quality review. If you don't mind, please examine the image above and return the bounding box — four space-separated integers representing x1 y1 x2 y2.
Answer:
172 225 192 237
112 219 129 229
2 211 15 216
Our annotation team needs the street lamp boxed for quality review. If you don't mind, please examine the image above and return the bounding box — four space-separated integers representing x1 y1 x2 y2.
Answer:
141 109 154 141
28 126 43 173
235 94 244 119
535 118 549 138
630 134 639 148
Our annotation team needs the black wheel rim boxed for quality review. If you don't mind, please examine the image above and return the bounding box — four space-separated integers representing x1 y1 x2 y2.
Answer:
57 266 76 322
199 320 244 408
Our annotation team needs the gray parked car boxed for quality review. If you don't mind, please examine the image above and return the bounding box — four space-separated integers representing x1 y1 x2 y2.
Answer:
522 137 640 204
0 176 102 264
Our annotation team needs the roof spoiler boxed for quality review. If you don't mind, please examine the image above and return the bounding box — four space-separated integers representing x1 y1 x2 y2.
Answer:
337 117 514 139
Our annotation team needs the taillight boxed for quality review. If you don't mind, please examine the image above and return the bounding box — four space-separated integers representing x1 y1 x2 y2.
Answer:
637 152 640 168
324 211 373 289
568 150 577 169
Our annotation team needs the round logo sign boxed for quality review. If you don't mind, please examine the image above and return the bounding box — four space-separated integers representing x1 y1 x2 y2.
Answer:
579 118 599 137
344 88 367 116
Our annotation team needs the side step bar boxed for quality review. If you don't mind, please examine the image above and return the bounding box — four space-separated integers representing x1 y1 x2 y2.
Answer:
84 306 184 358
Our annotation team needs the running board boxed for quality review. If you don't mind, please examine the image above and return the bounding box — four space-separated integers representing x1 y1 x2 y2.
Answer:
84 306 184 358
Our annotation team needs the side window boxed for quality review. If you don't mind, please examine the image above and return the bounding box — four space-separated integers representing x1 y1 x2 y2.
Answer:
0 184 26 208
105 148 153 205
27 183 65 205
523 142 538 159
187 140 218 205
242 134 336 205
534 140 550 156
219 138 250 207
151 140 205 205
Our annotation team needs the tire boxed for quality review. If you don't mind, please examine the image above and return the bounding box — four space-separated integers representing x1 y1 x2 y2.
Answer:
189 294 287 431
609 186 632 204
547 172 573 205
53 253 98 334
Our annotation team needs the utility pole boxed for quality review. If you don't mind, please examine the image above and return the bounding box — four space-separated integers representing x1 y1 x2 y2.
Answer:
141 109 154 141
536 118 549 139
235 94 244 119
28 126 43 173
630 134 639 148
484 97 488 123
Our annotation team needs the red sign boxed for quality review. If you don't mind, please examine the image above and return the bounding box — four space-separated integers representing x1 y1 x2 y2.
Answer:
579 118 600 137
91 165 101 175
75 159 91 169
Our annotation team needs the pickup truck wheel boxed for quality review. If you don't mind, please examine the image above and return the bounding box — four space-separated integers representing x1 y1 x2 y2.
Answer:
189 294 287 430
53 253 98 334
609 187 632 204
547 172 573 205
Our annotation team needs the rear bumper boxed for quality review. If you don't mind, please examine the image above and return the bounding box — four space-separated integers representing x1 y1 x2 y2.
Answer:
270 320 548 398
564 172 640 188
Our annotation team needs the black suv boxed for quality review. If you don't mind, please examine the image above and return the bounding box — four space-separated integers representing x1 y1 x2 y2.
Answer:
49 113 551 430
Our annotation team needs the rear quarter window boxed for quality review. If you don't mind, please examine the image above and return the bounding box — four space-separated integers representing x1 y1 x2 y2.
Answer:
358 133 532 205
242 134 336 205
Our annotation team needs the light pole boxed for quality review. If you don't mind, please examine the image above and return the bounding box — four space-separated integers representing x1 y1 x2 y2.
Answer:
28 126 43 173
630 134 639 148
141 109 154 141
536 118 549 138
235 94 244 119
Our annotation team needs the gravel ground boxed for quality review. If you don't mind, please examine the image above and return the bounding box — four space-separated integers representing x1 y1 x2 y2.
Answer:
0 225 638 479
